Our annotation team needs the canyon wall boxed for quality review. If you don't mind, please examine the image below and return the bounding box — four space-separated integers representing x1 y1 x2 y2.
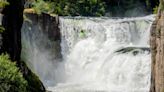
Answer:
150 0 164 92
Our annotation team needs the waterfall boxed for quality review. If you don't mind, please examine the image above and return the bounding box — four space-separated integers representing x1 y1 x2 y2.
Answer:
21 15 155 92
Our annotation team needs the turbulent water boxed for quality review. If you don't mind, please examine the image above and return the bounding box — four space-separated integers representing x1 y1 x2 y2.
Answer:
21 15 155 92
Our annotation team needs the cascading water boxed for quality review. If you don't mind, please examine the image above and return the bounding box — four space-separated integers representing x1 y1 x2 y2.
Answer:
21 15 155 92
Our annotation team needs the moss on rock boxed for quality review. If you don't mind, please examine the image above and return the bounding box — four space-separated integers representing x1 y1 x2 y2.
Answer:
19 60 45 92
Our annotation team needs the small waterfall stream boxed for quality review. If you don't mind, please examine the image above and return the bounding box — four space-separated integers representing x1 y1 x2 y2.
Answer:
21 15 155 92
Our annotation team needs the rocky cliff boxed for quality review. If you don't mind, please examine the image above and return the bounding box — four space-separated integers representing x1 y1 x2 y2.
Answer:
21 13 62 91
22 13 61 61
150 0 164 92
23 13 60 41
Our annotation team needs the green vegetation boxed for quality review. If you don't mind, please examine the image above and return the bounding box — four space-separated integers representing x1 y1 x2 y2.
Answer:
25 0 159 16
105 0 159 16
0 54 44 92
32 0 54 14
153 6 158 14
0 54 28 92
0 0 9 8
79 30 86 38
31 0 106 16
0 25 5 33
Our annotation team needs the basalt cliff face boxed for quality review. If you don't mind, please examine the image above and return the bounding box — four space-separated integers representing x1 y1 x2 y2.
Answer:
23 13 61 41
21 13 62 90
22 13 62 61
150 1 164 92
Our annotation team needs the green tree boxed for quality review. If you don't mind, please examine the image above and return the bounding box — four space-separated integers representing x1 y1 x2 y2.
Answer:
31 0 106 16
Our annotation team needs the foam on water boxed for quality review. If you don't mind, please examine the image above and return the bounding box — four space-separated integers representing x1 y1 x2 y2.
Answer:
21 15 155 92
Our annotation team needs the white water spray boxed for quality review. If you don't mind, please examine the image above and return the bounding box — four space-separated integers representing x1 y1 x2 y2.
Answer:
21 15 155 92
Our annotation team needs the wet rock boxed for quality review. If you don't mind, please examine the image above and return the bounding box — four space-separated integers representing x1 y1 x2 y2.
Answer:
115 47 150 55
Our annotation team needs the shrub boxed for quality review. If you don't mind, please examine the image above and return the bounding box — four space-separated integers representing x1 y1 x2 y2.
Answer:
30 0 106 16
61 0 106 16
32 0 54 14
0 0 9 8
153 6 158 14
0 54 28 92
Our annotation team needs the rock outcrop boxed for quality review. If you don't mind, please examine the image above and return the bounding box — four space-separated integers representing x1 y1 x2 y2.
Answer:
150 0 164 92
21 13 62 91
22 13 61 60
23 13 61 41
